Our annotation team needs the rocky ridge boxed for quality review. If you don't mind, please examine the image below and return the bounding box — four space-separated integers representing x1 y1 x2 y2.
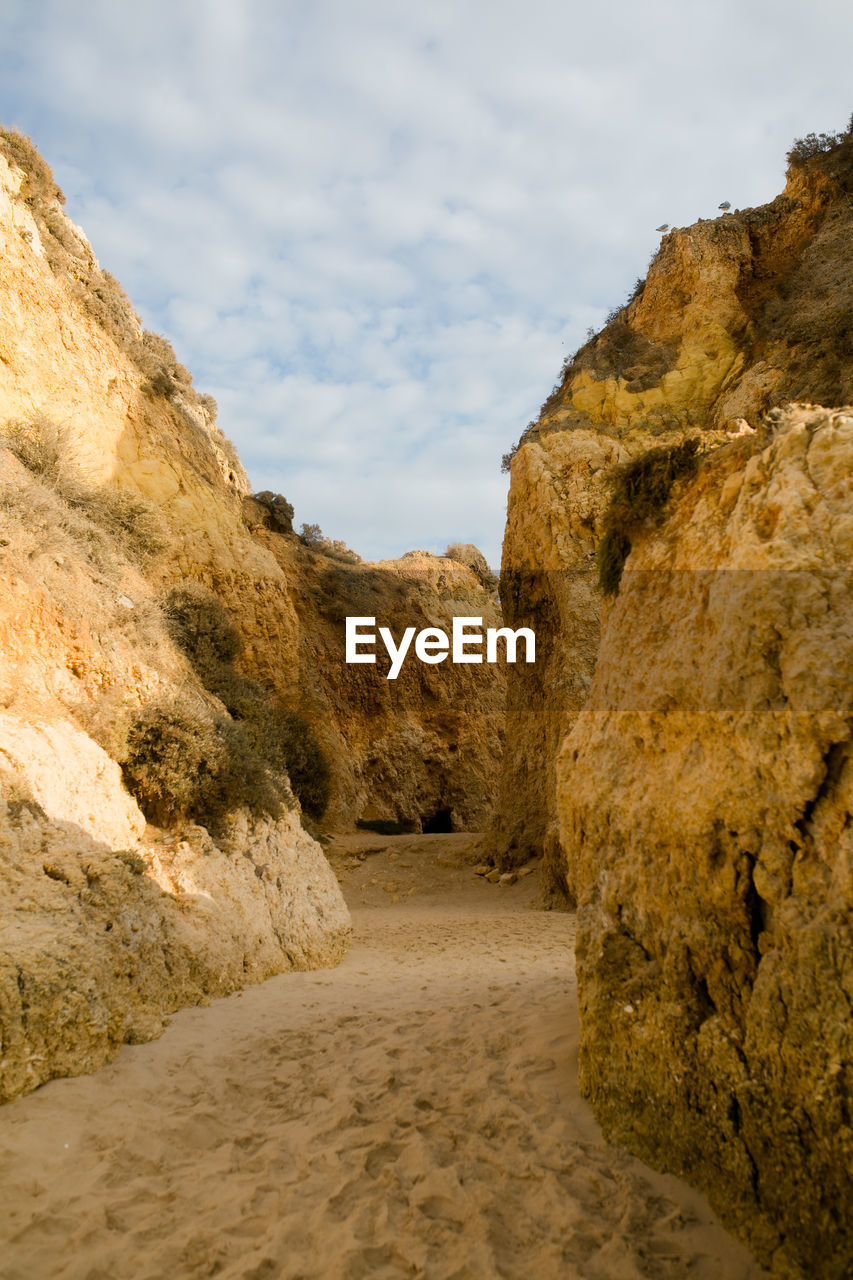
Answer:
491 128 853 897
493 124 853 1277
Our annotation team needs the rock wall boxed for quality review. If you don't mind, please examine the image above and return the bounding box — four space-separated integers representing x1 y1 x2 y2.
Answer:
491 129 853 896
0 130 503 1100
559 406 853 1278
235 538 505 831
0 780 350 1103
0 140 505 834
489 427 658 895
0 434 351 1101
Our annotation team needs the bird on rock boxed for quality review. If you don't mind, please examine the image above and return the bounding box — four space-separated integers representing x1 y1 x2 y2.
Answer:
655 223 669 232
718 200 731 211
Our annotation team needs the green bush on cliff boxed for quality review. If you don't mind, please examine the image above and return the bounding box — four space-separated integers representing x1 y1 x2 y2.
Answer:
597 438 700 597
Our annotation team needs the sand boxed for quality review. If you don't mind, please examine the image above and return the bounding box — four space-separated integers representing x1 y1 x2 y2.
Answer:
0 833 770 1280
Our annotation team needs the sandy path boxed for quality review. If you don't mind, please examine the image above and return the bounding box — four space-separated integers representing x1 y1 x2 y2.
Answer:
0 836 768 1280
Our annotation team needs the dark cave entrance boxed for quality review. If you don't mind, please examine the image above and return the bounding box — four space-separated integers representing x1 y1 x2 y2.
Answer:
422 807 454 833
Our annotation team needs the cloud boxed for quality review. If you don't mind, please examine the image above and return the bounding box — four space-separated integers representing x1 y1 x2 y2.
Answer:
1 0 852 565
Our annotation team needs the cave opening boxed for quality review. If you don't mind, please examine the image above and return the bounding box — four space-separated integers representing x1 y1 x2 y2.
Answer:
422 807 453 833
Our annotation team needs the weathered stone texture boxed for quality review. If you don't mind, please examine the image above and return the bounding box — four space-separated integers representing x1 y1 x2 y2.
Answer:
492 133 853 895
559 407 853 1278
0 790 351 1103
0 133 502 1103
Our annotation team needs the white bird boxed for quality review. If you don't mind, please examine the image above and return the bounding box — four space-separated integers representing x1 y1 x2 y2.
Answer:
718 200 731 211
655 223 669 232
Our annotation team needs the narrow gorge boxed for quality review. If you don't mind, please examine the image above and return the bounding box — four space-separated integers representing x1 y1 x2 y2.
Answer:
1 122 852 1280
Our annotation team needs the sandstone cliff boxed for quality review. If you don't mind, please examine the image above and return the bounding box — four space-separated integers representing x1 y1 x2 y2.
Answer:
0 134 505 838
493 123 853 1276
561 404 853 1278
0 132 502 1100
222 530 505 833
0 428 351 1100
491 127 853 899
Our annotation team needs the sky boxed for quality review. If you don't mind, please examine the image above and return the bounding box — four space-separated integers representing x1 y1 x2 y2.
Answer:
1 1 851 567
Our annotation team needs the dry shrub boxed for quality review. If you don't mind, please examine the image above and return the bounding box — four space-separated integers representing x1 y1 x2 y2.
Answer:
70 270 142 354
206 668 268 720
163 583 331 819
249 491 295 534
2 475 121 578
1 415 167 565
0 127 65 205
212 718 288 827
203 668 330 819
597 438 700 596
0 414 76 482
122 697 292 833
299 522 360 563
787 128 848 168
254 709 330 820
122 699 227 826
164 584 242 679
66 485 168 564
197 393 218 420
444 542 497 589
134 330 194 402
74 686 135 763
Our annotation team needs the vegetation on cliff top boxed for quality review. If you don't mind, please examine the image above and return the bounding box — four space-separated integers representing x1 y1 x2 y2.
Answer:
786 115 853 169
501 115 853 478
0 126 245 485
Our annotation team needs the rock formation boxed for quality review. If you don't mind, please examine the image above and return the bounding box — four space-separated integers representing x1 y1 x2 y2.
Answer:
494 125 853 1275
491 127 853 900
0 134 504 837
229 531 505 833
0 131 502 1100
562 405 853 1278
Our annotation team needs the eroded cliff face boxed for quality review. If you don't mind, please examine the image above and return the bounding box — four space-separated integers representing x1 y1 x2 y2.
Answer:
559 405 853 1278
491 131 853 897
0 438 351 1101
0 134 502 1099
210 531 505 833
0 141 504 836
491 427 661 893
494 128 853 1273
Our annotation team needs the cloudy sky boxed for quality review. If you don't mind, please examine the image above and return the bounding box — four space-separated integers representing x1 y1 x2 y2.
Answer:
1 1 851 565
